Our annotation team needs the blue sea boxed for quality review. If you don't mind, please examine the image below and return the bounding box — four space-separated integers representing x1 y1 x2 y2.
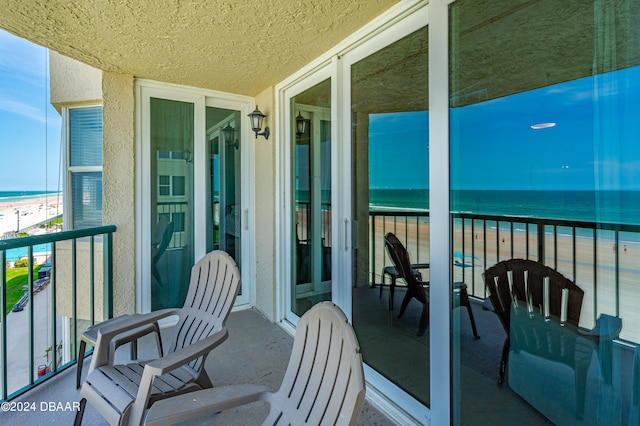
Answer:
0 190 60 204
0 191 59 262
369 189 640 226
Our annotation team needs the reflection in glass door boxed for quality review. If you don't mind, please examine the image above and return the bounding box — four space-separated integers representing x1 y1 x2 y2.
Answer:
149 97 194 310
206 107 242 267
349 26 430 406
291 79 332 317
450 1 640 424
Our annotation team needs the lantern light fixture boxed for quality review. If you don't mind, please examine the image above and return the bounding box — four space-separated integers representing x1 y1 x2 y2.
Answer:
222 123 239 149
295 111 308 138
248 106 270 140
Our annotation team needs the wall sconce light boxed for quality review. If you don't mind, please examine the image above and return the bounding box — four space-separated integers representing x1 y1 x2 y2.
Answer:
295 111 309 138
222 123 239 149
248 106 270 140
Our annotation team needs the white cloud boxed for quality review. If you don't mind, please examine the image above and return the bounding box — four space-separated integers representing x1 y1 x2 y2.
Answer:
0 30 48 86
0 95 47 123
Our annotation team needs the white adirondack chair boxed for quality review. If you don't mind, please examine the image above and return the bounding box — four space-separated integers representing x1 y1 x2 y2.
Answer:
75 250 241 426
144 301 366 426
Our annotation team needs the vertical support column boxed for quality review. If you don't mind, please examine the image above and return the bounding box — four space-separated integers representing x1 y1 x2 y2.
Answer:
104 231 114 320
50 242 57 372
90 235 95 325
429 1 452 424
1 250 7 400
28 246 34 384
537 223 545 263
71 239 77 361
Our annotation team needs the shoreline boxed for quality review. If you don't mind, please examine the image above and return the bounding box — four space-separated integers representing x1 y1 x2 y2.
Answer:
0 194 63 237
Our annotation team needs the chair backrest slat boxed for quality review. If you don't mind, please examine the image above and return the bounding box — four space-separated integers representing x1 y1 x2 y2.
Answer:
167 251 241 371
484 259 584 331
266 302 365 426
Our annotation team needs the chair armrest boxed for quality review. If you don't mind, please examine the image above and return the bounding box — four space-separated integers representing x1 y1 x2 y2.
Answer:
91 309 178 368
144 384 270 426
411 263 429 270
144 328 229 377
578 313 622 340
482 298 495 312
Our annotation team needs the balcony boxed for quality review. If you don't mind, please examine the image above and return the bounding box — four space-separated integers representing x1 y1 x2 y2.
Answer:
2 210 638 424
0 225 390 425
0 308 392 425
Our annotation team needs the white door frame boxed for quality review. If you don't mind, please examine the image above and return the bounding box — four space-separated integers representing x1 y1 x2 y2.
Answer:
276 2 435 424
135 80 254 313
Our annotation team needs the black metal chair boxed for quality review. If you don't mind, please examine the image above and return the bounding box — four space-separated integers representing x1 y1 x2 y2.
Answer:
384 232 479 338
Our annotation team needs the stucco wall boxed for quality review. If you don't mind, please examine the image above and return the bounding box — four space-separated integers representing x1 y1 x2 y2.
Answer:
55 240 105 321
102 72 136 316
49 52 102 110
253 86 277 321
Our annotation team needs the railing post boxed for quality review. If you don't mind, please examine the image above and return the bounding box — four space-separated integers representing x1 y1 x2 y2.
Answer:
28 246 34 385
50 242 57 372
103 231 114 320
537 223 545 263
370 214 376 287
1 250 7 400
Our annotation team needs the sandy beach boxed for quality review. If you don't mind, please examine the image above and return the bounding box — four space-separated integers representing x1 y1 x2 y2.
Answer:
0 194 63 237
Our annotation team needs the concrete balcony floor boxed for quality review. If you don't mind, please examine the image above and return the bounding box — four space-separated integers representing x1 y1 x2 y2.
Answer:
1 308 394 425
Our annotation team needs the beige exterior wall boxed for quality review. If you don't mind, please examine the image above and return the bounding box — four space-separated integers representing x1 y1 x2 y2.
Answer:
252 87 277 321
102 72 136 316
55 240 105 321
49 52 102 110
49 53 137 317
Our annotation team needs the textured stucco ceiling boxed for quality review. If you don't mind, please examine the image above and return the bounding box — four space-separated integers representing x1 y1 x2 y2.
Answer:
0 0 400 96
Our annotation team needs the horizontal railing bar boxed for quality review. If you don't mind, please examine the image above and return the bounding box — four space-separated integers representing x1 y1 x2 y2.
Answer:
371 209 640 234
0 225 116 251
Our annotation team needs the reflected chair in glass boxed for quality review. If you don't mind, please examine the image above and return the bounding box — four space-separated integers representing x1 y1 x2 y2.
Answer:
483 258 621 419
384 232 479 338
150 215 174 289
75 250 241 426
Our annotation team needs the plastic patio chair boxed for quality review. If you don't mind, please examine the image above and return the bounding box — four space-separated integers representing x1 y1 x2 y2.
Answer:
143 302 366 426
483 258 621 418
384 232 479 337
75 250 241 426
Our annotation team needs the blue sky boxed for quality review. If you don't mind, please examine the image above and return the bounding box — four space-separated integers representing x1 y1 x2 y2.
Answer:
369 65 640 191
0 30 61 192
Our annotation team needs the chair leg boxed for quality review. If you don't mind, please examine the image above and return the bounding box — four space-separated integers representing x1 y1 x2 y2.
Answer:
397 291 412 319
498 337 509 385
417 301 429 336
389 277 396 311
74 398 86 426
460 288 479 339
76 340 86 389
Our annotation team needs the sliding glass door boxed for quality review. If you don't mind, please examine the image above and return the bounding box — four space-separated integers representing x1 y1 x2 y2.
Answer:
138 85 252 312
289 79 332 318
149 97 194 310
449 1 640 424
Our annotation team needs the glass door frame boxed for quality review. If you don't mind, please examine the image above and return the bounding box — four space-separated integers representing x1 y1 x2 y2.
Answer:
279 63 336 326
277 2 434 424
339 6 431 424
136 80 254 313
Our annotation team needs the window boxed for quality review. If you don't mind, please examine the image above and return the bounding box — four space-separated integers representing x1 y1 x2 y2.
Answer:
66 105 103 229
157 175 185 197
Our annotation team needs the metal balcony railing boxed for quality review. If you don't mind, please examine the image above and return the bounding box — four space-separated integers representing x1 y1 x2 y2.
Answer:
0 225 116 402
370 210 640 343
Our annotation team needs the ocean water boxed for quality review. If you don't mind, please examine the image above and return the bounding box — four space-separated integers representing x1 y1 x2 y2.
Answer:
5 244 52 262
370 189 640 226
0 191 60 204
